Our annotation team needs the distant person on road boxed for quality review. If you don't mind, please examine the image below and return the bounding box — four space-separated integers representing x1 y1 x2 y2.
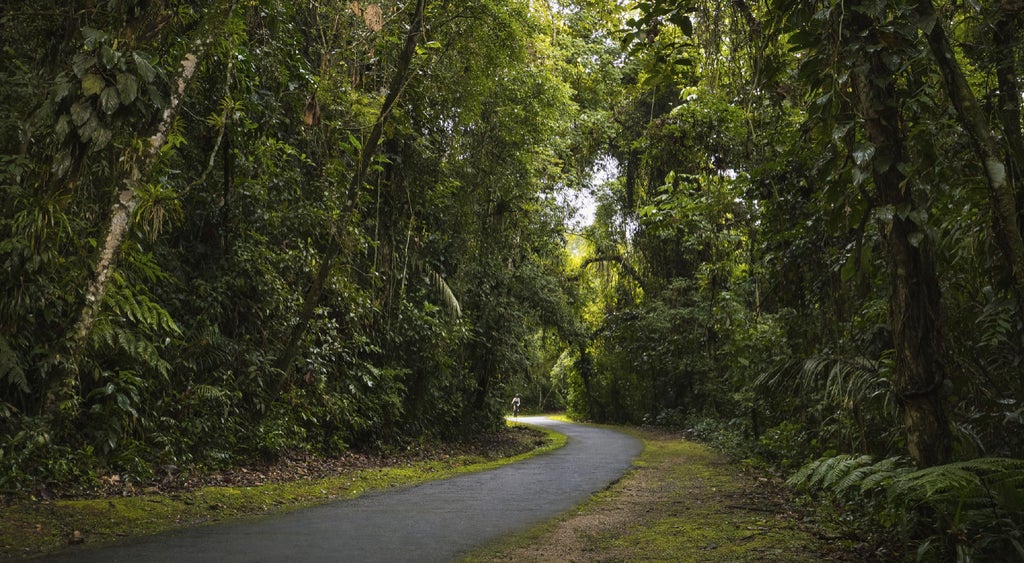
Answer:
511 394 521 418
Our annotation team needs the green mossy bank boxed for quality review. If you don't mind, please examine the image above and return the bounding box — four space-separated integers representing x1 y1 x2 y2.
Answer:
1 424 562 560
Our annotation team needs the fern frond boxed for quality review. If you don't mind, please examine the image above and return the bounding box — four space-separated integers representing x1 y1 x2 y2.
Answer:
192 384 229 401
787 456 821 487
789 454 914 500
107 271 181 335
789 454 873 490
891 466 979 503
834 455 880 492
181 327 236 373
87 324 171 377
805 455 841 488
823 454 872 488
888 458 1024 508
859 456 911 491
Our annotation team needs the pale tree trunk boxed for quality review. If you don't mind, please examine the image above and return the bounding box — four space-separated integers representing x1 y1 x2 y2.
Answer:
52 3 236 415
273 0 428 376
915 0 1024 296
848 5 952 467
73 52 202 347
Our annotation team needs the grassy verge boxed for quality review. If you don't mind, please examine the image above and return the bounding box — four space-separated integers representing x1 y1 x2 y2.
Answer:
465 425 860 562
0 422 565 561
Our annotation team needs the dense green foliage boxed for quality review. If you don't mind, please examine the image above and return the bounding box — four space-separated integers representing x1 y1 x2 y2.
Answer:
555 0 1024 558
3 0 1024 559
0 0 580 486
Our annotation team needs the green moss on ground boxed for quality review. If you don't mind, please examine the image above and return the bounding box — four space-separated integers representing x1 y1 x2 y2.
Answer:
466 426 860 562
0 423 564 560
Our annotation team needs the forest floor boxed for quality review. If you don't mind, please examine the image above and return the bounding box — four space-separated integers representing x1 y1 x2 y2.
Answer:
2 421 882 561
466 424 884 562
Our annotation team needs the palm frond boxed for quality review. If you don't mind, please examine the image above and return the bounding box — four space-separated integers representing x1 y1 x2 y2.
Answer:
429 270 461 318
756 351 892 411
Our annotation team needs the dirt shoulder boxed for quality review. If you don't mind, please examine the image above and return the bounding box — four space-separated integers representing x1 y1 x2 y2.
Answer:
465 426 870 562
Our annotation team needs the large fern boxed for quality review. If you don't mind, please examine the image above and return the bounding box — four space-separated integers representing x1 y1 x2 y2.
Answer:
790 454 1024 560
788 454 913 497
889 458 1024 509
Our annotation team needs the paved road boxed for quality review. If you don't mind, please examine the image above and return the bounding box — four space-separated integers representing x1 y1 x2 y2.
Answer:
49 417 642 562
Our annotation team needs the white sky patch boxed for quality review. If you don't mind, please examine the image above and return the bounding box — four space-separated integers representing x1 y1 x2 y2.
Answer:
561 189 596 230
561 155 619 230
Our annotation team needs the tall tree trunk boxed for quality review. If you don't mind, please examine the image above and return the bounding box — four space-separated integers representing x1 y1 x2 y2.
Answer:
51 4 236 416
848 6 952 468
915 0 1024 296
992 1 1024 226
273 0 428 375
73 49 205 348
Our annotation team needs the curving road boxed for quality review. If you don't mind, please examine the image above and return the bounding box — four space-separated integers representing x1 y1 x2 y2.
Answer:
48 417 642 562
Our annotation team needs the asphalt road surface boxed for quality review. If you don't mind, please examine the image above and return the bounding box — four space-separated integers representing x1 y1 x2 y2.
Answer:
48 416 642 562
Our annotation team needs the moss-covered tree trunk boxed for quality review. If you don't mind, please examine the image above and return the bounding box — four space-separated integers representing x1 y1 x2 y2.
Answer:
914 0 1024 300
848 6 951 468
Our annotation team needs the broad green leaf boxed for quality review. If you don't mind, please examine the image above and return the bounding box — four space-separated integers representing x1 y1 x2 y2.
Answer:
840 253 858 282
99 44 117 68
872 151 893 173
72 53 96 78
51 78 74 103
912 12 936 34
55 114 71 139
147 83 166 109
895 202 911 220
70 100 92 126
832 122 853 142
81 27 108 49
117 72 139 104
78 114 99 142
347 131 363 151
787 30 819 51
100 85 120 114
133 52 157 82
82 73 106 97
670 13 693 36
852 143 875 166
852 166 869 186
874 204 895 224
51 150 72 177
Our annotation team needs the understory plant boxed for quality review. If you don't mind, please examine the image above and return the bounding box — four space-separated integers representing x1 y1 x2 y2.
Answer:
789 454 1024 561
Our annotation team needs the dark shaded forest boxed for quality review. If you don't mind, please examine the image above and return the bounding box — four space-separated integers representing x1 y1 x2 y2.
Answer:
2 0 1023 559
